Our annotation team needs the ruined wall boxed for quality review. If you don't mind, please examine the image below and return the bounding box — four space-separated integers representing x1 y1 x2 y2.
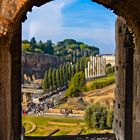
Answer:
114 17 134 140
22 52 66 79
133 21 140 140
114 17 126 140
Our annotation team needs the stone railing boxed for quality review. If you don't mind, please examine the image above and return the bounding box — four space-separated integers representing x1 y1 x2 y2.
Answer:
25 133 116 140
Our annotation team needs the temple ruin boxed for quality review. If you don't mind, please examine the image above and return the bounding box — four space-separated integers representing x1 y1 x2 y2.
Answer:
85 56 106 79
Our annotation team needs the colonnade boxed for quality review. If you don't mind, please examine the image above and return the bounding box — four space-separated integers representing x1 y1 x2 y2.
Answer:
85 56 106 79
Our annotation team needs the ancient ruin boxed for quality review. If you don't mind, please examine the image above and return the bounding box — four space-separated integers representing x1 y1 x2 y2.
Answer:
0 0 140 140
85 56 106 79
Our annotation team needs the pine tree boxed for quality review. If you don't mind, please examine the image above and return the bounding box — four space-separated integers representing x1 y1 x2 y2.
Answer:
30 37 37 51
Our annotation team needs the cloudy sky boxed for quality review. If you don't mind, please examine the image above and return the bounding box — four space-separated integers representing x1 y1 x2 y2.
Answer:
22 0 116 54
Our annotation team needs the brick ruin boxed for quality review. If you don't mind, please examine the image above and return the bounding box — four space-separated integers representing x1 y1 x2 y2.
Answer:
0 0 140 140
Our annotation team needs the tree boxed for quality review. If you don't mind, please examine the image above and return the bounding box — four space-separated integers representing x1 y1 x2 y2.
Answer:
71 65 75 77
65 71 85 97
30 37 37 51
106 110 114 129
65 84 77 97
59 65 63 87
56 69 60 88
84 104 108 129
52 69 56 90
42 71 49 93
62 64 67 86
22 43 31 52
43 40 54 55
48 68 52 89
68 64 72 80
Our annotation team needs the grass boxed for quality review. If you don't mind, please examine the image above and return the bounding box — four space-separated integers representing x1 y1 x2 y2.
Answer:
22 116 112 136
85 75 115 92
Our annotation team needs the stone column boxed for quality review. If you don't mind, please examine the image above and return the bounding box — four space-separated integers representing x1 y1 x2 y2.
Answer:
0 23 21 140
113 17 126 140
85 68 88 79
90 56 93 78
103 58 106 75
95 56 97 77
87 61 90 79
113 17 127 140
133 27 140 140
93 56 95 77
98 57 100 76
124 27 134 140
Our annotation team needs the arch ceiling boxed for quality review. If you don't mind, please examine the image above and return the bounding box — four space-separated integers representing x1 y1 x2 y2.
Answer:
0 0 140 37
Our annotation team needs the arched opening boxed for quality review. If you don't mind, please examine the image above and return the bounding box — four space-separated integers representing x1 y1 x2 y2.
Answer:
21 0 116 139
0 0 140 140
21 1 134 139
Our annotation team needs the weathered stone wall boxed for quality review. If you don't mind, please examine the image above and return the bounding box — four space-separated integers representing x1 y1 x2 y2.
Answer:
114 17 134 140
22 52 66 79
114 17 126 140
133 23 140 140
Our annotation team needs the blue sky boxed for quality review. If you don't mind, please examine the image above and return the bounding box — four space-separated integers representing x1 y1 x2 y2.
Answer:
22 0 116 54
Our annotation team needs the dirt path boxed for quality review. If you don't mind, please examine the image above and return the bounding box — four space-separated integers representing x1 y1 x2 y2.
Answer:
47 121 78 126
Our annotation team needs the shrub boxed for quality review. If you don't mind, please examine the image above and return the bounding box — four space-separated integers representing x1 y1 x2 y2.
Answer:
84 104 114 130
106 110 114 129
92 76 115 90
65 71 85 97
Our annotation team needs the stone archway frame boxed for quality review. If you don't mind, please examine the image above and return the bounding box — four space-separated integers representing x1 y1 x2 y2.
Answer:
0 0 140 140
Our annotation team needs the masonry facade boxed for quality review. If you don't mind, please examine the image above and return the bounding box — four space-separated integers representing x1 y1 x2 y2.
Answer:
0 0 140 140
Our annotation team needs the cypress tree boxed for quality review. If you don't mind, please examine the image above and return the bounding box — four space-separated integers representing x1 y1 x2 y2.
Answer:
71 65 75 77
68 64 72 80
62 64 67 86
42 71 49 93
48 67 52 89
52 69 56 90
59 65 63 87
56 69 60 88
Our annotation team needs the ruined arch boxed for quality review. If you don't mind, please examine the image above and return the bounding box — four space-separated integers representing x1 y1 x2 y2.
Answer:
0 0 140 140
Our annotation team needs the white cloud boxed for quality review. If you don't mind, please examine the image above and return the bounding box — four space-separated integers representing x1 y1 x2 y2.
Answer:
22 0 115 54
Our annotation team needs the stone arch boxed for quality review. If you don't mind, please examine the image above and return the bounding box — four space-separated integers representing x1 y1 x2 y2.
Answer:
0 0 140 36
0 1 140 140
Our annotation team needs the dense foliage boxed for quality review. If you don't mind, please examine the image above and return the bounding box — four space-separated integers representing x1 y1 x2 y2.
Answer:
84 75 115 92
42 58 87 93
84 104 114 129
65 71 86 97
22 37 99 63
105 63 115 75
